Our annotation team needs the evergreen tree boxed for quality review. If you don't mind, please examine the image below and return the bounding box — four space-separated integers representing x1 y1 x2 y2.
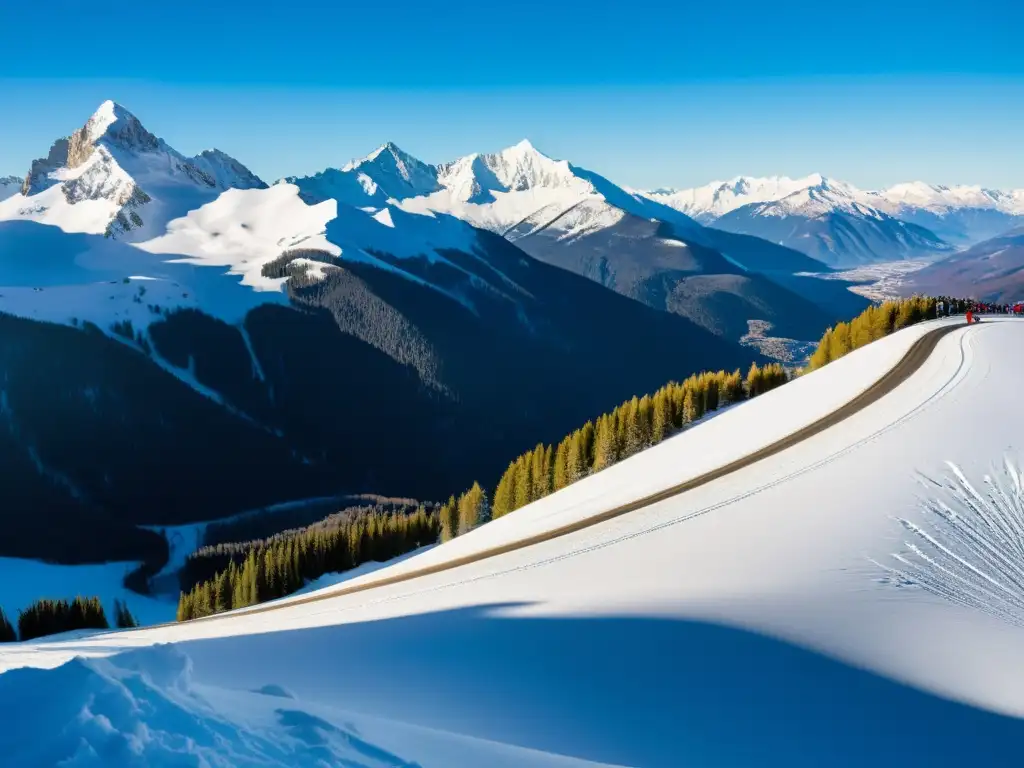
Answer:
682 388 698 425
439 495 458 542
114 599 138 629
652 390 672 444
0 607 15 642
492 461 517 519
565 430 583 482
553 436 570 491
458 482 488 536
514 454 534 511
579 420 595 469
530 444 550 501
637 394 653 450
592 414 616 472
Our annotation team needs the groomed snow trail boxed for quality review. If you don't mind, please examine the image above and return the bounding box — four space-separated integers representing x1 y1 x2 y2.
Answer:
4 318 1024 767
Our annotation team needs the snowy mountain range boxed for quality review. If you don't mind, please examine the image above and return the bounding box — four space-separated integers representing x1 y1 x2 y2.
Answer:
0 101 768 566
287 139 860 342
648 175 1024 265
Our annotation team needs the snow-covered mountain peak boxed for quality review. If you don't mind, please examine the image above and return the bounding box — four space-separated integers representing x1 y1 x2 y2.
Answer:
487 139 578 191
340 142 439 199
75 100 160 164
2 101 272 239
190 149 267 191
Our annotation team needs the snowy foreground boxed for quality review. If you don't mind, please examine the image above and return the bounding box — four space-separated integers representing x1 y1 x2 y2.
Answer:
4 318 1024 766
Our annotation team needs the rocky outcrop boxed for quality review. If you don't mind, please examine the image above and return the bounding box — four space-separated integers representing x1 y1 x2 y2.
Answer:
21 138 70 196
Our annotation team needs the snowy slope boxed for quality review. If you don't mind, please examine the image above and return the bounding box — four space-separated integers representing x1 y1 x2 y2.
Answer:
0 175 20 202
5 318 1024 766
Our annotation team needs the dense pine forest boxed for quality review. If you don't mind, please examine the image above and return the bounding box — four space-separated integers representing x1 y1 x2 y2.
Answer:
804 296 937 371
1 596 137 642
177 506 440 620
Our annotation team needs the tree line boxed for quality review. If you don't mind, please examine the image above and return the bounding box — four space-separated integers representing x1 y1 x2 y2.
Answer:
177 506 439 621
0 597 137 643
804 296 938 372
488 364 787 519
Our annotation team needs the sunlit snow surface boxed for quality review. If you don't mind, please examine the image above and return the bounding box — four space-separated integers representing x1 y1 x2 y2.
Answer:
879 457 1024 628
4 318 1024 767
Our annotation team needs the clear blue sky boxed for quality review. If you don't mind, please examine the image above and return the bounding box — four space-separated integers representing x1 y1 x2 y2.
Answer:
1 0 1021 190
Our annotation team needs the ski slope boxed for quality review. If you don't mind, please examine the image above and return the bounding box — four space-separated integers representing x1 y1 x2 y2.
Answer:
4 317 1024 767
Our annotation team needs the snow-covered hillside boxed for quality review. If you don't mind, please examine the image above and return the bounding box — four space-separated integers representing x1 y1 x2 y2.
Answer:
0 175 21 202
4 317 1024 767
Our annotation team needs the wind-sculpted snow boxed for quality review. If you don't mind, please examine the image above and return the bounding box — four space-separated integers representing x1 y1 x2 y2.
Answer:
879 457 1024 627
0 644 607 768
0 645 423 768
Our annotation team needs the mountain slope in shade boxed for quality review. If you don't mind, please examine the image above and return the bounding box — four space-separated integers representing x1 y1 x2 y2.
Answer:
503 198 837 342
901 227 1024 303
0 102 758 566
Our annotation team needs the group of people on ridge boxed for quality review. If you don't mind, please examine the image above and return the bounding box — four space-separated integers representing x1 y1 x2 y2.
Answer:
933 296 1023 325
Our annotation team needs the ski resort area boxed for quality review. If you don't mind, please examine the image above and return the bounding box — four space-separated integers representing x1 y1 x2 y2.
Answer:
2 315 1023 766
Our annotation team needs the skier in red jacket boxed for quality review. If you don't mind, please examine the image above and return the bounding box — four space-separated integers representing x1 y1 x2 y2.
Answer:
966 309 974 324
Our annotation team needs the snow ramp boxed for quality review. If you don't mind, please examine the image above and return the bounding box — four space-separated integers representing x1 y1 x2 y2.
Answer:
5 317 1024 767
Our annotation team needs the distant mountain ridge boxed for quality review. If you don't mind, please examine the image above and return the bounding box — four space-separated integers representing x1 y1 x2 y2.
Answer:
901 226 1024 303
647 175 1024 265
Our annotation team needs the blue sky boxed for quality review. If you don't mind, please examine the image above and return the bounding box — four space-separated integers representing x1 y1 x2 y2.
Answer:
1 0 1021 189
